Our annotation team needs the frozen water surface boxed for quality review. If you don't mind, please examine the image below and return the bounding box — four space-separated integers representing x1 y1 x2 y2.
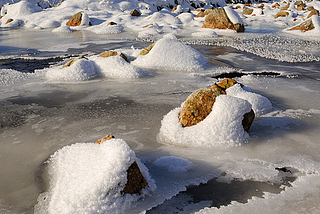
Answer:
0 27 320 214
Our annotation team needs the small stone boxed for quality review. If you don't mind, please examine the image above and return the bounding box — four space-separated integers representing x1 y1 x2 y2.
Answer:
171 6 178 12
107 21 117 26
272 3 280 8
6 18 13 24
99 51 128 62
139 42 155 55
281 3 290 10
289 18 315 32
130 9 141 17
95 135 115 144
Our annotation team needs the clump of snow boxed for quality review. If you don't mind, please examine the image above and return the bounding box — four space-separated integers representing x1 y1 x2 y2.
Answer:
226 84 273 116
90 22 124 34
132 38 207 72
224 6 244 25
158 95 252 148
45 58 97 81
90 55 148 79
52 25 73 33
35 138 156 214
152 156 193 172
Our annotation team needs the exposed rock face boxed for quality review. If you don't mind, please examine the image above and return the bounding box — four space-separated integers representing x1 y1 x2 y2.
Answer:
62 56 85 68
272 3 280 8
275 11 289 18
210 78 238 92
130 9 141 17
95 135 148 195
99 51 128 61
66 11 92 27
242 7 254 15
196 11 206 17
242 109 255 132
289 18 315 32
202 7 244 32
179 89 222 127
139 42 155 55
307 9 319 18
281 3 290 10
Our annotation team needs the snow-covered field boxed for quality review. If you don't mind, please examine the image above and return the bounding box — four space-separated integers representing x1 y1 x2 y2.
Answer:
1 0 320 213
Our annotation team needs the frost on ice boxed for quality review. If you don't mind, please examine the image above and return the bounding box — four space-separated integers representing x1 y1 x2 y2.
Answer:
35 138 156 214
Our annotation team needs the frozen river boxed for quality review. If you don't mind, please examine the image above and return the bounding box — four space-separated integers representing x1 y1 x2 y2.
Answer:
1 28 320 213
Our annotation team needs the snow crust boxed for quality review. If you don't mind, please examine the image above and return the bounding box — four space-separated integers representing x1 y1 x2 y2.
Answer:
35 139 156 214
132 38 207 71
158 95 252 148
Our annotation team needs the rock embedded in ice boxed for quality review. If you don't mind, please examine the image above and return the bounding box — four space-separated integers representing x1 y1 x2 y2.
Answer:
130 9 141 17
99 51 128 62
179 89 222 127
202 7 245 32
66 11 92 27
275 11 289 19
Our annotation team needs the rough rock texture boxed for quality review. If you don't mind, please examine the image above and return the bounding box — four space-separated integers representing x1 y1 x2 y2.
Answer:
139 42 155 55
62 56 85 68
209 84 227 95
289 18 315 32
281 3 290 10
179 89 222 127
95 135 148 195
202 7 245 32
307 9 319 18
99 51 128 61
209 79 238 94
242 109 255 132
275 11 289 18
242 7 254 15
130 9 141 17
196 11 206 17
66 11 92 27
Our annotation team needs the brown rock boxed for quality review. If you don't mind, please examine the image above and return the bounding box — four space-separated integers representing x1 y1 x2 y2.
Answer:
6 18 13 24
122 161 148 195
209 84 227 95
95 135 115 144
179 89 222 127
281 3 290 10
242 7 254 15
204 8 215 15
289 18 315 32
172 6 178 12
307 6 315 11
140 42 155 55
217 78 238 90
62 56 85 68
196 11 206 17
272 3 280 8
66 12 92 27
143 23 153 28
294 1 305 6
130 9 141 17
107 21 117 26
307 9 319 18
242 109 255 132
99 51 128 62
275 11 289 18
202 7 244 33
297 5 305 11
258 4 264 9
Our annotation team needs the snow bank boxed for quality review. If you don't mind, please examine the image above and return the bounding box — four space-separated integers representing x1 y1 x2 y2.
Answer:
35 139 156 214
152 156 193 172
158 95 252 148
90 55 148 79
132 38 207 72
45 58 97 81
226 84 272 116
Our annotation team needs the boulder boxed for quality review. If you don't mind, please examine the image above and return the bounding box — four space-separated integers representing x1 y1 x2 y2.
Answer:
6 18 13 24
179 89 222 127
281 3 290 10
272 3 280 8
307 9 319 18
66 11 92 27
209 78 239 94
289 18 315 32
99 51 128 62
130 9 141 17
275 11 289 18
242 109 255 132
202 7 244 32
62 56 85 68
242 7 254 15
96 135 148 195
139 42 155 55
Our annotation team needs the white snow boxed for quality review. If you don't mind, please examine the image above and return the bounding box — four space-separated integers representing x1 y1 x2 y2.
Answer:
226 84 273 116
224 6 244 25
158 95 252 148
35 138 156 214
132 37 208 71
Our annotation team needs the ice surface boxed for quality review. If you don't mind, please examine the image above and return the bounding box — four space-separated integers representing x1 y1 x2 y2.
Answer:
132 37 208 71
152 156 193 172
35 139 156 214
158 95 252 148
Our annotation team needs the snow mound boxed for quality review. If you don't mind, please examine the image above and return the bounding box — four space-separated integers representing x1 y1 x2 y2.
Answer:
52 25 73 33
226 84 273 116
224 6 244 25
35 139 156 214
152 156 193 172
90 23 124 34
90 55 148 79
46 58 97 81
191 29 218 38
132 38 208 72
158 95 252 148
